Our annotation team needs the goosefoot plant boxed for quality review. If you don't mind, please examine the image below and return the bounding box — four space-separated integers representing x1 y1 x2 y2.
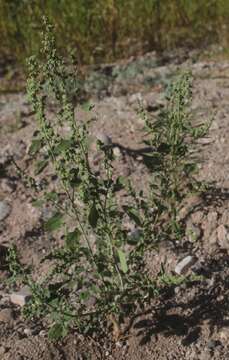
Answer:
16 18 211 341
135 72 211 243
24 18 157 340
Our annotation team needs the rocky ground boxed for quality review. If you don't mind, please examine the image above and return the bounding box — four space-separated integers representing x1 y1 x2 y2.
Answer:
0 49 229 359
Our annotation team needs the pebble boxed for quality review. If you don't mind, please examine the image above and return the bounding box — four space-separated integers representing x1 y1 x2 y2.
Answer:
39 330 46 337
24 328 33 336
175 255 197 275
0 308 14 326
10 286 32 307
128 228 141 243
207 339 221 349
96 133 112 147
197 137 213 145
217 224 229 250
178 195 202 220
0 201 11 221
0 346 6 355
113 147 122 157
219 327 229 341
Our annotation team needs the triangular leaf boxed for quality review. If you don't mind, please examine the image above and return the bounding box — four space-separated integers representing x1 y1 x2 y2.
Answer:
28 139 43 156
44 213 63 232
45 191 58 201
48 323 68 340
125 208 142 226
81 101 94 112
65 229 81 251
35 159 48 175
53 139 72 156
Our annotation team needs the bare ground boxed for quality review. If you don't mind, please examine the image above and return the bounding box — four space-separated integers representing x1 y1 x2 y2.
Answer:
0 51 229 359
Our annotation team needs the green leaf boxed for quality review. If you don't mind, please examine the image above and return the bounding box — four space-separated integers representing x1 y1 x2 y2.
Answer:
184 162 197 174
79 291 90 301
35 159 48 175
124 207 142 226
117 249 128 273
45 191 58 201
69 168 81 187
81 101 94 112
44 213 63 232
114 176 126 191
48 323 68 340
65 229 81 251
79 247 91 258
88 203 99 228
53 139 72 155
32 199 44 208
28 139 43 156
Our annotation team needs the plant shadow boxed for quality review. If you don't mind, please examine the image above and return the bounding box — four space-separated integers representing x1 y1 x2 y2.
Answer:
131 252 229 347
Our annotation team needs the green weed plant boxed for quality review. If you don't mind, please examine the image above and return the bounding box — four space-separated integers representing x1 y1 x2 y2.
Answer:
136 72 211 243
24 19 157 340
10 18 210 341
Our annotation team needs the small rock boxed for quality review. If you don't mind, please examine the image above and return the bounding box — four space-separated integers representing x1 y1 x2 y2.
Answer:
0 308 14 326
113 147 122 158
174 286 180 295
0 346 7 355
24 328 32 336
219 327 229 341
10 286 32 307
96 133 112 147
175 255 197 275
0 201 11 221
128 228 142 243
217 224 229 250
207 339 221 349
178 195 202 220
205 277 215 288
39 330 46 337
197 137 213 145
